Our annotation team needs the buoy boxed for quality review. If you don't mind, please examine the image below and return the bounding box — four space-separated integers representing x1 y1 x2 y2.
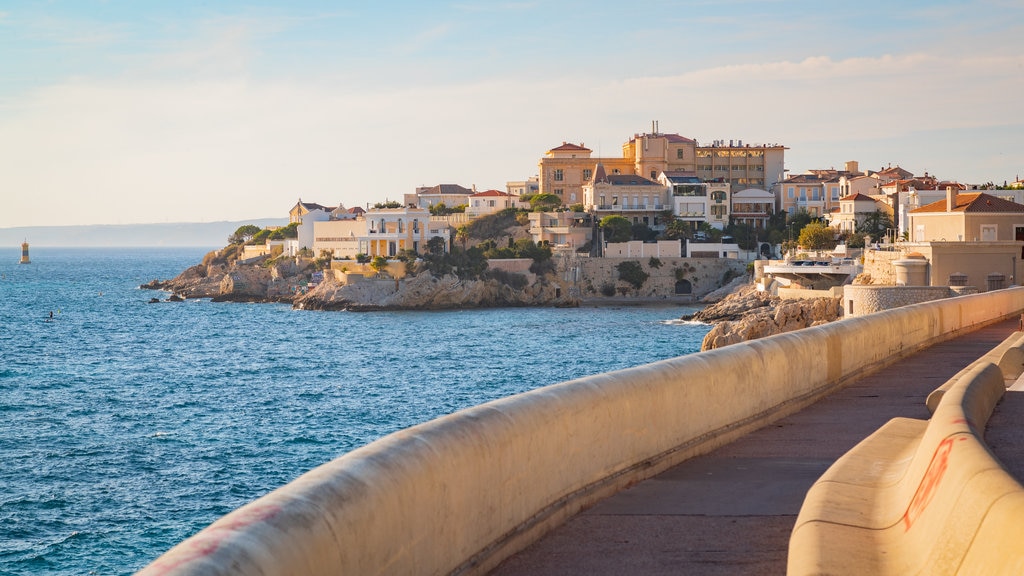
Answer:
19 240 31 264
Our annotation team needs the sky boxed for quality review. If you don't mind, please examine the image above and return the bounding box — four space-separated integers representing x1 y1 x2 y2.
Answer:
1 0 1022 228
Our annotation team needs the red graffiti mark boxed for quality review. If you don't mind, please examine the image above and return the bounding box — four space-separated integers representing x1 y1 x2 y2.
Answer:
903 437 955 531
138 502 283 575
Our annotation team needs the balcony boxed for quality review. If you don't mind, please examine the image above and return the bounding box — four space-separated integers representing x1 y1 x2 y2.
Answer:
595 204 666 211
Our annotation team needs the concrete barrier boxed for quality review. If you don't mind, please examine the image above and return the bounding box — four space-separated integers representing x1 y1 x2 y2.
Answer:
925 331 1024 413
139 287 1024 576
788 360 1024 575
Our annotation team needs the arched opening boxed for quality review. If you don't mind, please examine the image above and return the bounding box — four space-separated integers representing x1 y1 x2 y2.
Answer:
675 279 693 294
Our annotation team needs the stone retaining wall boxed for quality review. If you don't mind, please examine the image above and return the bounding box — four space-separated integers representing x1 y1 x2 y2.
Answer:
844 285 963 317
576 256 747 300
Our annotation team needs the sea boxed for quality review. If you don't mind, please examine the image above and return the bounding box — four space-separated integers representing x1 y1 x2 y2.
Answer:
0 247 710 575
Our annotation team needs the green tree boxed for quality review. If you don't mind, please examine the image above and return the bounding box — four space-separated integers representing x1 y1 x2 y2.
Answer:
798 221 837 251
631 222 658 242
279 222 299 239
426 236 446 255
250 228 272 244
725 222 758 251
616 261 649 289
528 193 562 212
844 231 867 248
229 224 262 245
857 209 894 239
600 215 632 243
356 253 371 264
455 225 470 251
370 256 389 276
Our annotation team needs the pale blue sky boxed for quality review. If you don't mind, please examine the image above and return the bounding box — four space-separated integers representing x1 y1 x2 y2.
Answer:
1 1 1022 227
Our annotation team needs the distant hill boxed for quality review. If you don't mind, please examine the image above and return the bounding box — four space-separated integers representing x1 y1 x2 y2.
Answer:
0 219 287 248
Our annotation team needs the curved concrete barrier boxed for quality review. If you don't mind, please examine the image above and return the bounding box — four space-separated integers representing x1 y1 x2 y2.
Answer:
139 287 1024 576
788 360 1024 575
925 331 1024 413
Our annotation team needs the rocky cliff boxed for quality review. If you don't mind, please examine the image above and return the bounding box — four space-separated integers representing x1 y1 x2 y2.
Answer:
141 249 315 303
687 283 843 351
142 247 577 310
294 272 576 311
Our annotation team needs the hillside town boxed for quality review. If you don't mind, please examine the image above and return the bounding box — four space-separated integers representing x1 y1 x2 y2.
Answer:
149 123 1024 343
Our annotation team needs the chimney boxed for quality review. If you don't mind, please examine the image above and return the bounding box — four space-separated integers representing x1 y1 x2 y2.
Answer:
946 186 958 212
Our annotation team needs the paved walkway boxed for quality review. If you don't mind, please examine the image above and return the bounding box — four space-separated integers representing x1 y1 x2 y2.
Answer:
489 318 1022 576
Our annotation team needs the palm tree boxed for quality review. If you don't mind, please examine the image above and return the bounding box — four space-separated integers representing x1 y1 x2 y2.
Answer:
455 225 470 251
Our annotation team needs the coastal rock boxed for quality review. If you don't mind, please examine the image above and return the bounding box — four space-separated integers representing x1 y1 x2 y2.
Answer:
690 282 843 351
294 271 575 311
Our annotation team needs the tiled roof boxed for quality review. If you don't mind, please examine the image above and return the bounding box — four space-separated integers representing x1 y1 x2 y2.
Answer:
911 192 1024 214
629 133 695 144
839 193 875 202
782 174 826 184
420 184 473 196
600 174 661 186
470 190 511 197
549 142 591 152
299 201 334 212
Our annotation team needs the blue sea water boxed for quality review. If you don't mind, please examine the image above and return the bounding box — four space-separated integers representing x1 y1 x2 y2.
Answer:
0 247 710 575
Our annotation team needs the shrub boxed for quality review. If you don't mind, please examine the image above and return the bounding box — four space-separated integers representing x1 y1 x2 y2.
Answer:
600 283 616 297
487 268 528 290
616 261 649 289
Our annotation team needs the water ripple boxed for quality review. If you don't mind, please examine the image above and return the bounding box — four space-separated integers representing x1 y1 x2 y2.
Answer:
0 247 709 575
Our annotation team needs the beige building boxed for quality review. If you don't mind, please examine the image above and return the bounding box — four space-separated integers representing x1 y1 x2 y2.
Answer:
538 128 786 209
289 199 336 224
506 176 539 197
906 242 1023 291
405 184 474 210
730 188 776 229
831 193 890 234
583 165 670 230
528 212 593 251
312 206 450 259
909 189 1024 243
660 171 730 230
466 190 518 218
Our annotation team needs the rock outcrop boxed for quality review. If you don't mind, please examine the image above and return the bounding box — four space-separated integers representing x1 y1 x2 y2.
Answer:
686 283 843 351
142 246 578 310
294 272 576 311
140 248 314 304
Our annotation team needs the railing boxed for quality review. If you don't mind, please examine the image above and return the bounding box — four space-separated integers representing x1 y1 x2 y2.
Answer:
595 204 666 211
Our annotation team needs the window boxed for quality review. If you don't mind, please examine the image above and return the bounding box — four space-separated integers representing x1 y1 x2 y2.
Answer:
651 170 657 180
981 224 998 242
788 187 795 199
554 188 564 196
553 169 564 181
583 169 592 181
677 149 684 159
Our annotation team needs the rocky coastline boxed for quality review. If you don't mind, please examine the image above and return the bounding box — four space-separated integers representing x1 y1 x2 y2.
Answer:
142 247 577 311
686 282 843 351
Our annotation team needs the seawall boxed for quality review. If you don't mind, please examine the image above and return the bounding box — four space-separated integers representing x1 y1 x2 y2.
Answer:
138 287 1024 576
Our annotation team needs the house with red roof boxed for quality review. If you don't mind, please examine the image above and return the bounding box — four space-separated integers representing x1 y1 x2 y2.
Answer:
830 193 891 234
908 189 1024 243
466 190 520 218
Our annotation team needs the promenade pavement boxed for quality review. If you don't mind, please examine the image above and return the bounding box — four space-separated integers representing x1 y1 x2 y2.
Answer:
489 318 1023 576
